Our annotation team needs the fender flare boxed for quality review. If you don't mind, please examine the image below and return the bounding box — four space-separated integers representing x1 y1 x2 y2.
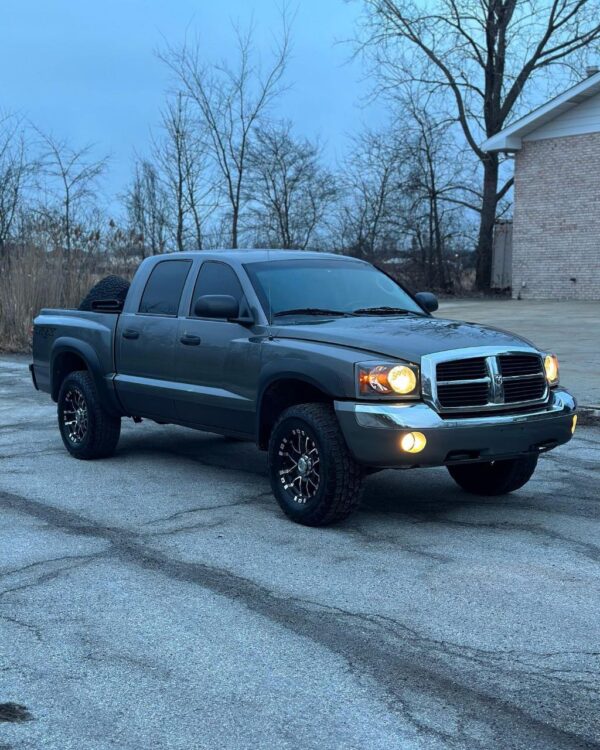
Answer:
256 359 349 441
50 337 123 416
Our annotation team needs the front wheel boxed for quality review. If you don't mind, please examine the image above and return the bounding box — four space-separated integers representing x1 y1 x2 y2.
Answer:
447 455 538 496
58 371 121 459
268 403 364 526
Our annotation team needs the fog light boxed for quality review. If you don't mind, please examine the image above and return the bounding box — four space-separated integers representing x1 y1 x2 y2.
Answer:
400 431 427 454
571 414 577 434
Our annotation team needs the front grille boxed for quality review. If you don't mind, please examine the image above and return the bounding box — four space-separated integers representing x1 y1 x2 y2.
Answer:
436 357 489 408
438 381 489 407
430 351 547 412
499 354 543 377
504 377 546 403
437 358 487 381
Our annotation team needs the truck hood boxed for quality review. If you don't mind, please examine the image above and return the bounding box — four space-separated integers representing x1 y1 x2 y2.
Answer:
271 315 537 362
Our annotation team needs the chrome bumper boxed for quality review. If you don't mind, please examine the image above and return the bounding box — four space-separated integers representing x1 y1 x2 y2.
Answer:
334 389 576 468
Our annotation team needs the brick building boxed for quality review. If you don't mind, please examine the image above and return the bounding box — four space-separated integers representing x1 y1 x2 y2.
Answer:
483 70 600 300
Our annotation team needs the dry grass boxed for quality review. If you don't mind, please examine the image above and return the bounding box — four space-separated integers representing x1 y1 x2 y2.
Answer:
0 247 105 352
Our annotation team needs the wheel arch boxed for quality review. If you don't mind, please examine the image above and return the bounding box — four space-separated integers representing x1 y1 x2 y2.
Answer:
256 370 338 450
51 338 122 416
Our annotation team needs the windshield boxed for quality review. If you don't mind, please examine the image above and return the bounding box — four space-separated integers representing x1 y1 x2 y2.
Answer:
244 259 424 320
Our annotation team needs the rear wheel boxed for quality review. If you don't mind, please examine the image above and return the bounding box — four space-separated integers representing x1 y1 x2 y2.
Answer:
58 371 121 459
447 455 538 496
268 403 364 526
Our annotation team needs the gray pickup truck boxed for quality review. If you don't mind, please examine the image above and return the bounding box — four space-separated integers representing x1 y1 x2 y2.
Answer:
31 250 576 526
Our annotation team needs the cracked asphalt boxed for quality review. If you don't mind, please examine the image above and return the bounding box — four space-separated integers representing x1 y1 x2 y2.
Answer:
1 354 599 750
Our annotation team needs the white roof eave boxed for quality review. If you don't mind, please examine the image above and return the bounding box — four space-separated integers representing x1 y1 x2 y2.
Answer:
481 71 600 153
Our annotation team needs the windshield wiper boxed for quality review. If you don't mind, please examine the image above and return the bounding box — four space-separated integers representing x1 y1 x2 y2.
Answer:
273 308 355 318
352 306 416 316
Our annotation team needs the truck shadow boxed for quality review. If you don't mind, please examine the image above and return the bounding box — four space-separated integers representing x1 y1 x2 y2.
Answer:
361 468 497 519
117 427 498 520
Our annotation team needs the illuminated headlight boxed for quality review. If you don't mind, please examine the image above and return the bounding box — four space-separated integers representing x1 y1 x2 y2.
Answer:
357 362 419 398
544 354 559 386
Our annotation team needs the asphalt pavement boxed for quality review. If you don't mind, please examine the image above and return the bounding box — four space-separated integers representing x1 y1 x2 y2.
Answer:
1 355 599 750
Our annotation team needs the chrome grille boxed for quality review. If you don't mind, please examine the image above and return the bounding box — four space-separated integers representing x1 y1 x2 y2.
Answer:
436 358 487 381
425 349 549 413
437 381 489 407
498 354 543 377
504 377 547 403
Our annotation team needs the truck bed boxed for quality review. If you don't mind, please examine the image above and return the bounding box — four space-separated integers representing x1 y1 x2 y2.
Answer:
32 309 120 397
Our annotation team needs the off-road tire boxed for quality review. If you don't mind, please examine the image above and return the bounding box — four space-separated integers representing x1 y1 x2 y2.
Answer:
58 371 121 459
78 275 130 311
268 403 364 526
447 455 538 496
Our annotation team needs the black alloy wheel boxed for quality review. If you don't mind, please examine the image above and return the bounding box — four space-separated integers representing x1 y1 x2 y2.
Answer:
275 425 321 506
268 403 364 526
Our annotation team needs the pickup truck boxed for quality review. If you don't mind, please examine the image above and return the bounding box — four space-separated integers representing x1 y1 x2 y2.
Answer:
31 250 577 526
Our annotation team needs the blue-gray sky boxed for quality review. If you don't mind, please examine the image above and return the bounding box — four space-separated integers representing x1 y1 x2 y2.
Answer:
1 0 384 211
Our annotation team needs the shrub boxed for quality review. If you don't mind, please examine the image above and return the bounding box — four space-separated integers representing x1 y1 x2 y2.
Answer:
0 246 122 352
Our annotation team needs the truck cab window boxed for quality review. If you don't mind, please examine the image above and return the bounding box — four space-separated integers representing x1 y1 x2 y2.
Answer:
190 261 244 316
139 260 192 316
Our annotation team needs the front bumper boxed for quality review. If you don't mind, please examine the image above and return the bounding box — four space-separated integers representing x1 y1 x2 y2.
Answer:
334 389 576 468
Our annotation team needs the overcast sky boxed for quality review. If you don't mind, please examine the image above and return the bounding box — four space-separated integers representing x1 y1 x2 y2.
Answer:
1 0 385 212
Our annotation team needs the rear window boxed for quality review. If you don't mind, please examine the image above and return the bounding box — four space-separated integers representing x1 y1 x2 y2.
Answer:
139 260 192 316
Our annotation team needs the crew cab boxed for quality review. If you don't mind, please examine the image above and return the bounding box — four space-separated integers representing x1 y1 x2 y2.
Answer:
30 250 577 526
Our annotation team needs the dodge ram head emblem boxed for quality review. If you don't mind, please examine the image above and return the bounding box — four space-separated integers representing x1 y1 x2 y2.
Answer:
495 374 504 385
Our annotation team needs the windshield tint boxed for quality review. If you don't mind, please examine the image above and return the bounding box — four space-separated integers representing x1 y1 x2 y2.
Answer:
244 259 423 319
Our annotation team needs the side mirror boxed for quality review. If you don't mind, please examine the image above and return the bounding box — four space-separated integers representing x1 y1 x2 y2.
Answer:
194 294 239 320
415 291 439 313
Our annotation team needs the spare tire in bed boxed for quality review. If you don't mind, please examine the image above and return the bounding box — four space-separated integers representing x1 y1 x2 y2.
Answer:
78 275 131 311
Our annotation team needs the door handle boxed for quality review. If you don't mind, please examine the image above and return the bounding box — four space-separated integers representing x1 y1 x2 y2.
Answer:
180 334 201 346
122 329 140 340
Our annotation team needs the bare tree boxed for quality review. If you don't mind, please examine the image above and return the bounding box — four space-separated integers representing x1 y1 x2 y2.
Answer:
0 114 32 256
161 15 291 248
358 0 600 288
246 122 337 249
124 159 170 257
152 93 218 251
337 128 409 261
36 130 108 253
402 99 478 288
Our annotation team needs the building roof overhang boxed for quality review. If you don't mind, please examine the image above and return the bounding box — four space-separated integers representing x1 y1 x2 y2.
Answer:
482 71 600 153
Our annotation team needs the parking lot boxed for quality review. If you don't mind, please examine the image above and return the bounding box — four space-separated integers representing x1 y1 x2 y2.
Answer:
1 354 599 750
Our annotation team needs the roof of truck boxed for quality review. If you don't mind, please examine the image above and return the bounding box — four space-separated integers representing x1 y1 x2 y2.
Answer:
156 249 362 263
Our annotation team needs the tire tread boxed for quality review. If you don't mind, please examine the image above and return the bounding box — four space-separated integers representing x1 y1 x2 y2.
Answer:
78 276 130 311
269 403 364 526
448 454 538 496
58 371 121 459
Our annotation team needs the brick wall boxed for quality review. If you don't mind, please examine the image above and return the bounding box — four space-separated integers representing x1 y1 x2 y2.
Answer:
512 133 600 300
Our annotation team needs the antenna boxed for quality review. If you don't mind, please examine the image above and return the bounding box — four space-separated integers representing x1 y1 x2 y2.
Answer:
267 245 273 330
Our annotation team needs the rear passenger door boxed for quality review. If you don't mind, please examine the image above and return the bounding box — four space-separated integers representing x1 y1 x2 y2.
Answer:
115 259 192 420
174 261 259 435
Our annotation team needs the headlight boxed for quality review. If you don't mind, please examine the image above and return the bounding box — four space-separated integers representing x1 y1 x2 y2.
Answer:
544 353 559 386
357 362 419 398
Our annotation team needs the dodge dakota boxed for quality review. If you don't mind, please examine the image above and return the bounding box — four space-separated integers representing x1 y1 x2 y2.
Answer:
30 250 576 526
